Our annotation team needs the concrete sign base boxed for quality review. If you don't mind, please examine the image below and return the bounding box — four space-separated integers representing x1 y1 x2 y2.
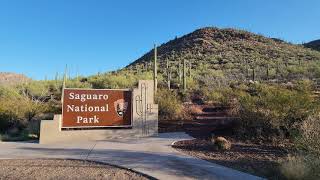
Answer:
39 80 158 144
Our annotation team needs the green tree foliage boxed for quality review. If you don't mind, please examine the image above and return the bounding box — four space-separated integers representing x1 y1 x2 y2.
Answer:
0 86 49 133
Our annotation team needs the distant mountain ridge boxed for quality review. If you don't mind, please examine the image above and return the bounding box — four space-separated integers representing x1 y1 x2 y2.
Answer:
304 39 320 51
0 72 30 86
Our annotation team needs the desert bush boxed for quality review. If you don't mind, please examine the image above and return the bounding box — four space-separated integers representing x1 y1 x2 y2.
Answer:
211 136 232 150
195 70 228 89
0 128 37 141
281 155 309 180
229 82 320 179
89 71 152 89
65 79 92 89
177 90 191 102
235 83 317 140
24 119 41 138
0 86 49 134
281 154 320 180
204 86 237 106
0 112 14 133
186 77 197 90
0 87 27 133
156 89 185 121
295 112 320 155
16 80 54 98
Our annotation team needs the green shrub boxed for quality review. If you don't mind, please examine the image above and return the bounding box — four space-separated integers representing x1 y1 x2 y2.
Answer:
295 112 320 155
281 154 320 180
88 71 152 89
66 79 92 89
177 90 191 102
0 129 37 142
282 112 320 180
0 86 49 134
0 87 27 133
27 120 41 137
0 112 14 133
156 89 184 121
235 83 318 140
204 87 236 106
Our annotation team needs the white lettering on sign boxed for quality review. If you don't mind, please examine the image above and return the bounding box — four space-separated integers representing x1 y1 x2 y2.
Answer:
68 92 109 102
67 104 109 112
76 115 100 124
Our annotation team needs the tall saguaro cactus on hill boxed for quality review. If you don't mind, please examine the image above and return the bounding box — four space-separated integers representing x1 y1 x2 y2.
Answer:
153 44 158 94
245 58 250 80
63 64 68 89
61 64 68 104
189 60 192 79
252 67 256 81
178 60 182 83
183 59 187 90
166 59 171 89
55 72 59 82
266 63 269 81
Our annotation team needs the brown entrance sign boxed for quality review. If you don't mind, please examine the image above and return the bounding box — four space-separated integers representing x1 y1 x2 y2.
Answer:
62 88 132 128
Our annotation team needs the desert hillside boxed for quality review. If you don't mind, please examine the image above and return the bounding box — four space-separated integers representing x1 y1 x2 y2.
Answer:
304 39 320 51
126 27 320 82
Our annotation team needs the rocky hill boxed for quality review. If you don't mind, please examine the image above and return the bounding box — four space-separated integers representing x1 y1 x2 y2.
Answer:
0 72 30 86
304 39 320 51
126 27 320 82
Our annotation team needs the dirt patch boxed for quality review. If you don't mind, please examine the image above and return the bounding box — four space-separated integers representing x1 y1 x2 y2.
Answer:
173 139 292 179
0 159 153 180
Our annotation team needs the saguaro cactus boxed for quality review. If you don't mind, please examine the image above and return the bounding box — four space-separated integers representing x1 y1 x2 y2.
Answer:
189 60 192 78
166 59 171 89
252 68 255 81
251 58 257 82
183 59 187 90
153 44 158 94
55 72 59 81
169 69 172 90
144 62 147 71
178 60 182 83
246 59 250 79
63 64 68 88
61 64 68 103
266 63 269 80
76 67 79 81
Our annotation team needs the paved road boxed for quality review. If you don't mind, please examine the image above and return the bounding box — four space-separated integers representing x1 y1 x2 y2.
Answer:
0 133 263 180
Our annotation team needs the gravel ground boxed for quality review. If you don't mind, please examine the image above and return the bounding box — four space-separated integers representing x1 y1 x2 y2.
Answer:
173 139 292 179
0 159 152 180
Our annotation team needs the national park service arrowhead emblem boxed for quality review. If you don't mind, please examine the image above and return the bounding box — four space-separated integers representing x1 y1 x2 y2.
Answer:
114 99 128 117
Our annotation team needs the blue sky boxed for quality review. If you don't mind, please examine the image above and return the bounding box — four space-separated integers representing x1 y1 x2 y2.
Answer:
0 0 319 80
